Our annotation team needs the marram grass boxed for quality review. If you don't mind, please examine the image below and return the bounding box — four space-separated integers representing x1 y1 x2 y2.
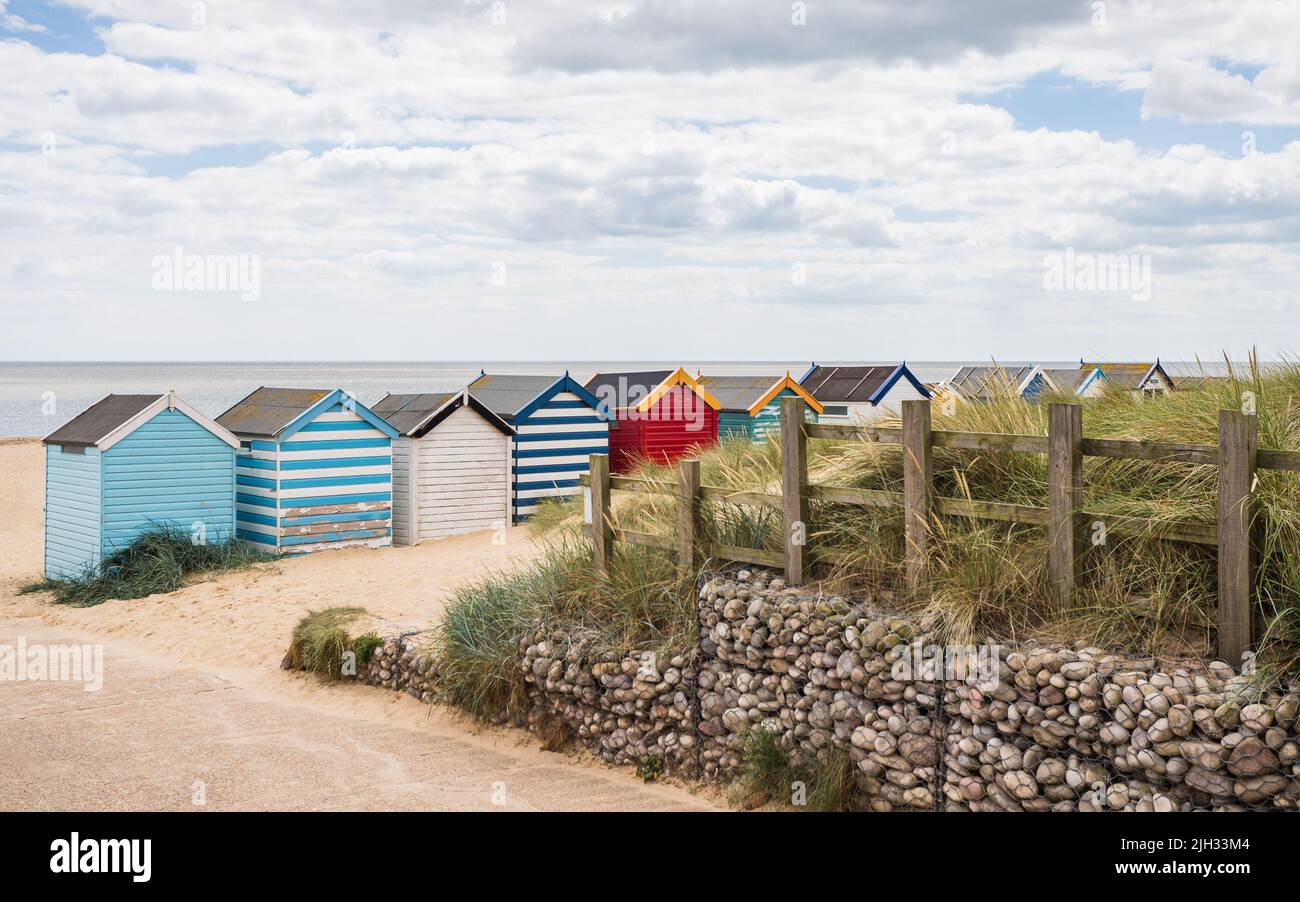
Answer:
428 358 1300 716
431 535 695 721
21 526 271 607
569 359 1300 674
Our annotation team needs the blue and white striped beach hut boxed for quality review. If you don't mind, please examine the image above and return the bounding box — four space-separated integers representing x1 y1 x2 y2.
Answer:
42 391 240 580
467 373 609 522
216 387 399 554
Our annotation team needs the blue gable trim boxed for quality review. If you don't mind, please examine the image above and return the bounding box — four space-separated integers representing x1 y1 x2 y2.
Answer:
796 362 818 385
1075 366 1107 395
867 364 932 403
280 389 400 440
514 374 610 423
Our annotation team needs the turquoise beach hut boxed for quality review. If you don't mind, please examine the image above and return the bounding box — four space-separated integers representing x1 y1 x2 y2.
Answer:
217 387 399 554
42 391 240 580
696 373 824 442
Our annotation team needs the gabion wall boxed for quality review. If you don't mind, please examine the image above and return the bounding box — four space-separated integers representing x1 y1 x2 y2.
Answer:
353 569 1300 811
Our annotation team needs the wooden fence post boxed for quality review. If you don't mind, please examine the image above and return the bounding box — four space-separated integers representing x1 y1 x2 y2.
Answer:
1217 409 1257 665
589 453 612 577
902 399 933 595
1048 403 1084 611
677 458 702 581
780 396 810 585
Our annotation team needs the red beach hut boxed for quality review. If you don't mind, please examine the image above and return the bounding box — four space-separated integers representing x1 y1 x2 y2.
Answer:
584 368 720 473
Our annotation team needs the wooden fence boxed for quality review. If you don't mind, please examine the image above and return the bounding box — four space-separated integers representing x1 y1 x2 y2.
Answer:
581 398 1300 664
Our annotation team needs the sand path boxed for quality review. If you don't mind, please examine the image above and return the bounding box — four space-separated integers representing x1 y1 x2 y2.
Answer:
0 440 718 811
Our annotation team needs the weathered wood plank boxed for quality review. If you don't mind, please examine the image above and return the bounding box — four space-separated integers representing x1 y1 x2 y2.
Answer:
1217 410 1257 666
280 519 390 537
1081 437 1217 465
699 486 783 508
708 543 786 568
614 527 675 550
932 431 1048 454
809 484 902 509
1048 404 1084 611
934 496 1050 525
902 399 932 595
1088 514 1218 547
280 500 391 519
1258 448 1300 472
611 475 672 495
781 397 811 586
677 458 702 580
805 423 902 443
589 453 613 577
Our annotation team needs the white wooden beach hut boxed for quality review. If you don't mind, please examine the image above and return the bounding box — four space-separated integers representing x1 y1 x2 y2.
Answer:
372 391 514 544
798 363 931 423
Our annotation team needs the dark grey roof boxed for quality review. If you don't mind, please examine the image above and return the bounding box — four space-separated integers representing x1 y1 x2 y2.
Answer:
696 375 783 412
1176 375 1230 390
800 365 897 403
372 392 456 436
216 387 333 438
467 374 562 420
44 394 162 447
949 366 1036 401
1043 368 1086 393
584 371 671 407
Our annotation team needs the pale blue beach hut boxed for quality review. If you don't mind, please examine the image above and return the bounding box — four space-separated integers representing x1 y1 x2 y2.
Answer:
42 391 240 579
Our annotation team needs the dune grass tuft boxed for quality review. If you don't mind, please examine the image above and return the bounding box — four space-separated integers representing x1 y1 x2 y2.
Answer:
734 725 869 811
287 606 371 677
22 526 270 607
431 534 693 721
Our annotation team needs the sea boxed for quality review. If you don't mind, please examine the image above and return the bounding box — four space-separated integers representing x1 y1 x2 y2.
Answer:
0 360 1230 438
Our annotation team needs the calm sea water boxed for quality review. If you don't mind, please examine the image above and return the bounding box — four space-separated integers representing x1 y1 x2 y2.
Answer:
0 360 1226 437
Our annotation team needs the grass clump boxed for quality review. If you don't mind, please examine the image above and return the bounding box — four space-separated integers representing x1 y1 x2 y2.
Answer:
734 725 869 811
287 606 371 677
22 526 269 607
352 632 384 666
432 534 695 721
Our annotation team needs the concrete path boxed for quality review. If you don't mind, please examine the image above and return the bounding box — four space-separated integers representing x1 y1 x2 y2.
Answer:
0 620 715 812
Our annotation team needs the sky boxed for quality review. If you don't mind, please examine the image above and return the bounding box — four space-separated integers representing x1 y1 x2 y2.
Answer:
2 0 1299 362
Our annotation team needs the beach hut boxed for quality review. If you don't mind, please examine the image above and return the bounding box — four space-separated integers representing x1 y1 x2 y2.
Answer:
1076 361 1174 398
798 363 931 423
42 391 239 580
696 373 823 442
945 365 1059 403
585 368 720 473
1042 367 1094 397
468 373 609 522
1176 374 1230 391
372 391 514 544
216 387 399 554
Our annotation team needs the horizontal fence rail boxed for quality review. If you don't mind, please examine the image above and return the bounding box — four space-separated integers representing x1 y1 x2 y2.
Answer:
583 398 1298 665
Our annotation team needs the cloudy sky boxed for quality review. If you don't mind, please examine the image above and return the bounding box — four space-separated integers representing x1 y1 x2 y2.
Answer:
3 0 1299 362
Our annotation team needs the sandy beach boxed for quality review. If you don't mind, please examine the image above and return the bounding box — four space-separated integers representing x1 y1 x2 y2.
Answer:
0 439 718 811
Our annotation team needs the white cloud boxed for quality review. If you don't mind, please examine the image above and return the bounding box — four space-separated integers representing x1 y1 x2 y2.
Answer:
0 0 1297 361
